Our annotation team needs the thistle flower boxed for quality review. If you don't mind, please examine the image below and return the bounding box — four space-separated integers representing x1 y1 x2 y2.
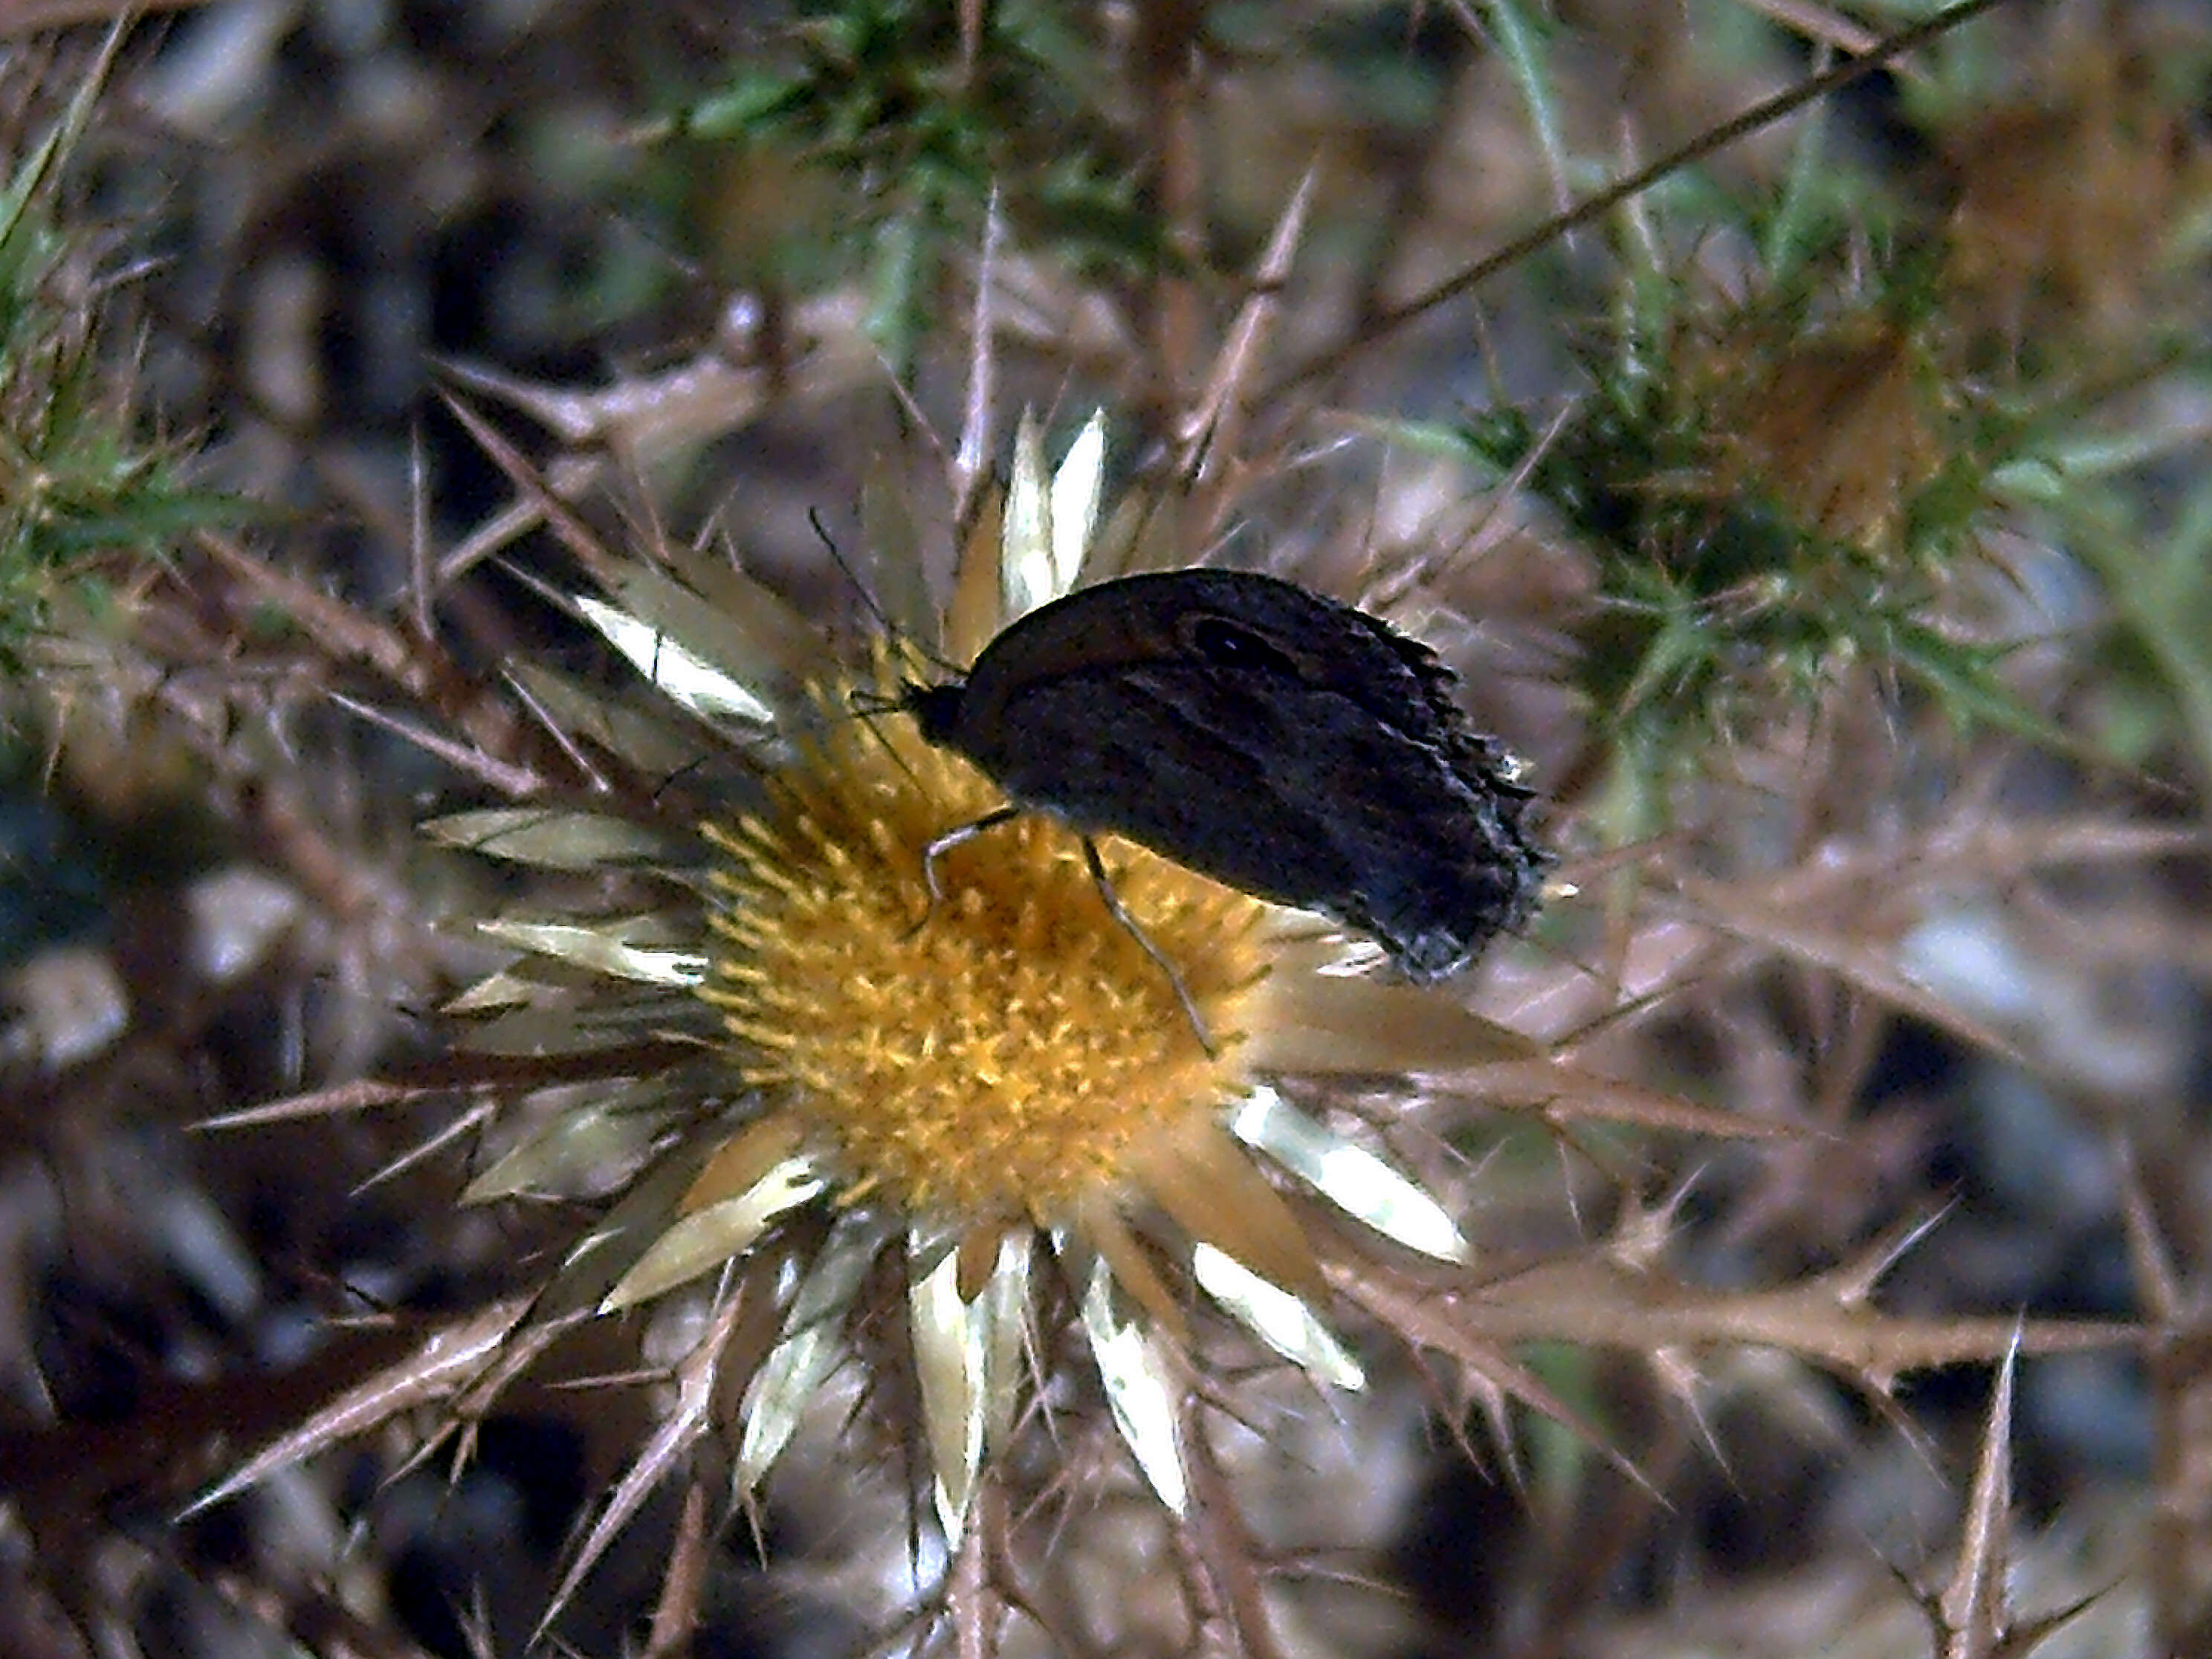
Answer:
1938 25 2208 345
311 413 1546 1622
1690 311 1947 556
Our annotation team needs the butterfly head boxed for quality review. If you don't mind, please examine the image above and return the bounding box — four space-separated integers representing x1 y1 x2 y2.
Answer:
899 679 968 747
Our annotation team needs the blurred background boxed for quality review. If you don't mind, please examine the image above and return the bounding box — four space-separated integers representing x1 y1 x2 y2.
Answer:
0 1 2208 1655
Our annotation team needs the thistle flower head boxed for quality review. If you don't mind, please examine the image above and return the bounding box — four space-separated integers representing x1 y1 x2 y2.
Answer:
413 413 1539 1576
700 707 1270 1220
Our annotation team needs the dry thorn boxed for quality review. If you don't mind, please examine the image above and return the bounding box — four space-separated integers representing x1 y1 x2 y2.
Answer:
644 1476 712 1658
1267 0 2025 398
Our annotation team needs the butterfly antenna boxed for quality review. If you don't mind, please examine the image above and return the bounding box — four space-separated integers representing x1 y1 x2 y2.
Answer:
806 506 960 677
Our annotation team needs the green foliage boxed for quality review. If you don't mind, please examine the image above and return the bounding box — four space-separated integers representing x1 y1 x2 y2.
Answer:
678 0 1165 367
1442 148 2188 829
0 53 236 680
2028 428 2212 792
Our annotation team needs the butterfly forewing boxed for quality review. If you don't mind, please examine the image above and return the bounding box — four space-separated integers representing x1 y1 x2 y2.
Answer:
903 569 1547 980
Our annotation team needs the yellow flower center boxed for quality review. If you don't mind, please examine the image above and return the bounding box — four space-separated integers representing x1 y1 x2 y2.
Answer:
700 679 1272 1220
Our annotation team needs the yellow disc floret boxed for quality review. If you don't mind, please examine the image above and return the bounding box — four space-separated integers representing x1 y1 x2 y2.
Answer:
700 679 1272 1220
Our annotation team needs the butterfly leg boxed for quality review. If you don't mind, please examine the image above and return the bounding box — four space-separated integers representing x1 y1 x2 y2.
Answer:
911 806 1023 935
1081 835 1215 1056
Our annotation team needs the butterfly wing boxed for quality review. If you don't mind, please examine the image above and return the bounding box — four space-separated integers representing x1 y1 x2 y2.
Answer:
926 568 1546 978
969 659 1539 977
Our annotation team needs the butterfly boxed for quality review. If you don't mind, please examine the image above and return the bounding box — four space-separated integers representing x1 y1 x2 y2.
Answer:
901 569 1546 990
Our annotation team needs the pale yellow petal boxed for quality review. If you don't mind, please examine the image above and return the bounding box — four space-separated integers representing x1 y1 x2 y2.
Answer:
462 1092 673 1203
680 1114 809 1212
577 593 777 725
1191 1243 1364 1388
910 1239 988 1539
601 1154 825 1310
1247 951 1544 1073
945 487 1005 662
1067 1237 1187 1514
478 917 708 987
1001 409 1055 621
1050 410 1107 591
422 808 673 870
907 1238 1026 1548
1227 1085 1468 1263
736 1220 879 1491
1128 1113 1324 1305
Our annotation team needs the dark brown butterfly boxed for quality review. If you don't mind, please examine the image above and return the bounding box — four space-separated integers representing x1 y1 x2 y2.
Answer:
901 569 1546 983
